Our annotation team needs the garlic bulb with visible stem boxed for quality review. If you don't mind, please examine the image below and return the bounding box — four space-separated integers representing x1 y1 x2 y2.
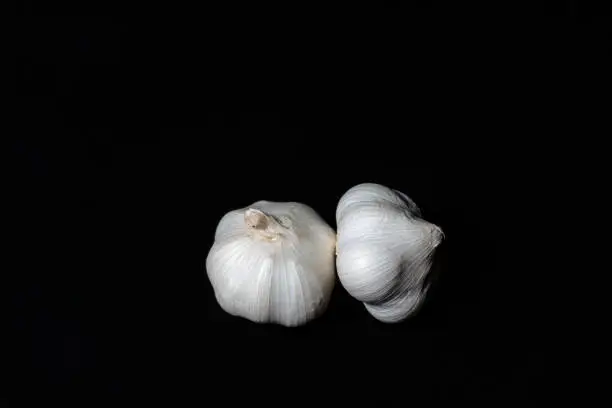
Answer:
206 201 336 327
335 183 444 323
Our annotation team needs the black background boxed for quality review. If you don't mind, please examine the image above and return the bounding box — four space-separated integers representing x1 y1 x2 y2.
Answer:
8 2 609 406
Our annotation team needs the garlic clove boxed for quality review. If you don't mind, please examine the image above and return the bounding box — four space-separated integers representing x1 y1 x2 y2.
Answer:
206 201 336 327
335 183 444 323
393 189 422 218
363 286 429 323
336 242 401 304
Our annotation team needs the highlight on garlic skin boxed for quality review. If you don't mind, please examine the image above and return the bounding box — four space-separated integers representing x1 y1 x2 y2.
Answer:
335 183 444 323
206 201 337 327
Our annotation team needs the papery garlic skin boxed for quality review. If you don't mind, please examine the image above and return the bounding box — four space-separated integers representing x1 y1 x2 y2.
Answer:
335 183 444 323
206 201 336 327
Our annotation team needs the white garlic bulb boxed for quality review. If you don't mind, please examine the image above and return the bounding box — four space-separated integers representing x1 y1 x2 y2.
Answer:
206 201 337 327
335 183 444 323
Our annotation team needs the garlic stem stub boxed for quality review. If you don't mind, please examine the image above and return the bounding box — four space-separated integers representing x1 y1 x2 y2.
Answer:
335 183 444 323
206 201 337 327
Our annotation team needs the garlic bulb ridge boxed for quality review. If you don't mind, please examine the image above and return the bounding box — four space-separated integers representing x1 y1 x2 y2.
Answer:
335 183 444 323
206 201 336 327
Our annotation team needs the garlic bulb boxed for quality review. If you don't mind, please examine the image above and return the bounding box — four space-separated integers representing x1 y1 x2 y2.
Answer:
206 201 336 327
335 183 444 323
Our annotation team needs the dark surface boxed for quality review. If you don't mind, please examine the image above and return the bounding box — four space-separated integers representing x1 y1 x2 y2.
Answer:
8 4 608 406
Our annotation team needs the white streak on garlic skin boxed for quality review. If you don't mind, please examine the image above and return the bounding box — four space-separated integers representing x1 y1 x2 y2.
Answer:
206 201 336 327
335 183 444 323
